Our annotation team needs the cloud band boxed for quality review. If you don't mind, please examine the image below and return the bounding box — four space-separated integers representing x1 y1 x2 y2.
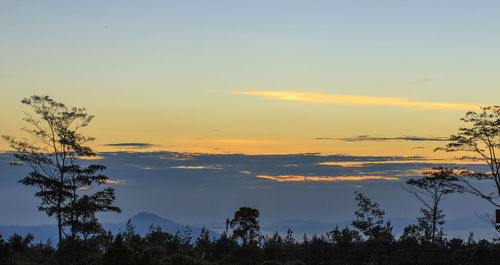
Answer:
257 175 399 182
234 91 481 110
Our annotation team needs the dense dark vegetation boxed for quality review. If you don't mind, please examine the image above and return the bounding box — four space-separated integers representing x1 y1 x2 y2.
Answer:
1 205 499 265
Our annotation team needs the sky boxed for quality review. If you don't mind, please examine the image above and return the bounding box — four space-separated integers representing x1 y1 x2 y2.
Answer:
1 1 500 236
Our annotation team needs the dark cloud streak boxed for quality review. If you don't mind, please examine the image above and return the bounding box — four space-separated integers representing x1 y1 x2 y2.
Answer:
105 143 157 148
316 135 450 142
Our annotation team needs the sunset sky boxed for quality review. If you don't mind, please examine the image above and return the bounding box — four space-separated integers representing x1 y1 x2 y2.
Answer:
2 0 499 156
1 1 499 236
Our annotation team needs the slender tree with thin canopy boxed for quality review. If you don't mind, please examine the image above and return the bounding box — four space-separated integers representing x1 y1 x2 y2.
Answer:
437 106 500 230
403 167 462 243
2 95 120 261
351 192 393 242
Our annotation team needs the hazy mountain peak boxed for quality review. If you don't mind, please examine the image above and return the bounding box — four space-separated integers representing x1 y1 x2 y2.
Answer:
132 212 163 221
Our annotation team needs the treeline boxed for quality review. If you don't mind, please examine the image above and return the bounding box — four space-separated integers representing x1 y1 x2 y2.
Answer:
0 218 498 265
1 204 499 265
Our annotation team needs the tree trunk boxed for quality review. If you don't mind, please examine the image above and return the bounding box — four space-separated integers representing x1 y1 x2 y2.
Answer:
432 204 437 243
58 169 64 265
57 203 63 265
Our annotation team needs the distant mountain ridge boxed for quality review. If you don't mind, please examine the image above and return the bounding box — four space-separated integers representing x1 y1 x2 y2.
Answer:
260 216 495 239
0 213 496 243
106 212 218 237
0 212 218 244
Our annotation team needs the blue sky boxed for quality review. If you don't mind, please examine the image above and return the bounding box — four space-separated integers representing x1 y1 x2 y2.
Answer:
2 0 500 156
1 1 500 239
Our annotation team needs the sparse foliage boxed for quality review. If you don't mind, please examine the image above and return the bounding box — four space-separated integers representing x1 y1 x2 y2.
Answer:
2 95 120 260
403 167 462 243
352 192 393 241
437 106 500 231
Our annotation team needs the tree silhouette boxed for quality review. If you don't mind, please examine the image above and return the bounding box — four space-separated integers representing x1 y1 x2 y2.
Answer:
1 205 500 265
2 95 120 260
229 207 261 247
195 226 212 262
103 234 134 265
352 192 392 241
436 106 500 230
66 191 119 241
403 167 462 243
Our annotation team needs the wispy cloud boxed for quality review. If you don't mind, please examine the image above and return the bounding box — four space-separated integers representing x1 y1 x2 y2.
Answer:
245 185 272 190
160 154 193 161
335 135 449 142
233 91 481 110
318 159 485 167
171 165 223 170
73 179 127 190
105 179 127 184
198 139 281 145
76 155 105 160
105 143 157 149
318 160 433 167
257 175 399 182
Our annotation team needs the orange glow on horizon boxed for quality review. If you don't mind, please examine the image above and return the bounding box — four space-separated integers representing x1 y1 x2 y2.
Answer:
318 159 485 167
257 175 399 182
171 165 223 170
200 139 282 144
